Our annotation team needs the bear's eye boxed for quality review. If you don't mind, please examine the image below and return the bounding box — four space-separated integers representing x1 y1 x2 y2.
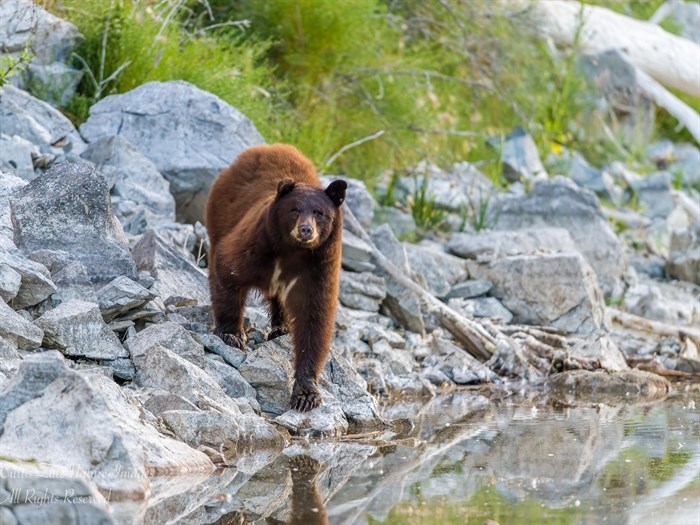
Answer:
291 207 300 213
313 209 324 217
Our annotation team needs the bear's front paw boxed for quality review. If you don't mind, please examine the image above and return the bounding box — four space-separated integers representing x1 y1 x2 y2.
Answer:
290 381 322 412
214 328 247 349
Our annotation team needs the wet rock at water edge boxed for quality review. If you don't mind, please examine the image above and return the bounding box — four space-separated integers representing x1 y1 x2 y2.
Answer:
546 369 670 402
0 352 214 497
35 300 128 360
80 80 265 223
9 162 136 284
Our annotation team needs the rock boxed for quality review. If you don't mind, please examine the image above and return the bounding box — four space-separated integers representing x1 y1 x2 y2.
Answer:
466 252 605 334
445 279 493 299
161 409 240 456
35 300 128 359
239 337 381 428
132 228 210 305
404 243 468 298
0 85 85 158
0 259 22 303
81 135 176 234
193 332 246 368
130 338 284 451
80 80 265 223
27 250 98 314
447 297 513 324
0 299 42 350
424 337 498 384
339 270 386 312
0 249 56 308
0 352 214 497
491 126 546 183
126 322 207 369
628 172 674 219
373 206 417 240
0 170 27 244
655 1 700 45
492 177 628 298
275 388 349 437
355 357 387 394
96 275 156 321
669 143 700 187
623 276 699 326
395 161 494 212
567 334 628 372
341 229 375 272
0 0 84 106
10 162 136 283
205 356 258 408
322 176 375 228
448 227 577 261
547 147 619 202
0 133 37 180
667 219 700 284
546 369 670 401
579 49 655 149
371 224 424 334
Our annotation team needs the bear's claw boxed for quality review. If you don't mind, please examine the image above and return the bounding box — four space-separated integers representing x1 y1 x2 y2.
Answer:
268 325 288 340
215 329 247 349
291 382 322 412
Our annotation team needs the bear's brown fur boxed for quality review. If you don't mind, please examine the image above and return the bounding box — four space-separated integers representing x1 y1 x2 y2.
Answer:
205 144 347 412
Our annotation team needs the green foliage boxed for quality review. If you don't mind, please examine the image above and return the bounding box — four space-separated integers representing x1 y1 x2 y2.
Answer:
407 176 447 231
55 0 284 139
0 46 32 87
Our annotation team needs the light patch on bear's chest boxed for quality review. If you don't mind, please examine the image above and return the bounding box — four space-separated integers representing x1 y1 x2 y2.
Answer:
269 260 298 304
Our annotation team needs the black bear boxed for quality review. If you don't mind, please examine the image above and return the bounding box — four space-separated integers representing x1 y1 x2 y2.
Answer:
205 144 346 412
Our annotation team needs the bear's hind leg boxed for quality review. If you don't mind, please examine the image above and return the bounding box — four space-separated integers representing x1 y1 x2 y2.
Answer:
212 283 249 349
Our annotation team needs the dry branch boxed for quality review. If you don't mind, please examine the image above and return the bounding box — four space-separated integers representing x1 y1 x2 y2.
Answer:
608 308 700 347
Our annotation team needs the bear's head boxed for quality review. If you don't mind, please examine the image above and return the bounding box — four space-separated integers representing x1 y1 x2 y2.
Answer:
273 178 347 249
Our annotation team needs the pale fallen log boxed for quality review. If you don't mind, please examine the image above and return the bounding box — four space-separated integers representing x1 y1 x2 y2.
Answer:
608 307 700 346
520 0 700 98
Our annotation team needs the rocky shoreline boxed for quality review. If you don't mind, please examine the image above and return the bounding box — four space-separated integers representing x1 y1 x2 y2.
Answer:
1 1 699 523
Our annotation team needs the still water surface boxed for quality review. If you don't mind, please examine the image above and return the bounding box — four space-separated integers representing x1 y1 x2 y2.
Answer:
136 390 700 525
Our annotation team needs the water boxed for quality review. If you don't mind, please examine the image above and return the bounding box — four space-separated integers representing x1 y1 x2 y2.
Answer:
128 389 700 525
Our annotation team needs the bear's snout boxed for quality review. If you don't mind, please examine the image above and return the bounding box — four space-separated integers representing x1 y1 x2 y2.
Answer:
298 222 314 240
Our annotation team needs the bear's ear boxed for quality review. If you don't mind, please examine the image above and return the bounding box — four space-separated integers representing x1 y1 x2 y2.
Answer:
325 179 347 207
276 178 296 198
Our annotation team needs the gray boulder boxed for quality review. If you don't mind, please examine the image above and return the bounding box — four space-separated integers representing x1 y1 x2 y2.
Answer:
275 387 349 437
27 249 97 313
404 243 468 298
373 206 417 240
666 219 700 285
0 299 42 350
132 228 210 305
445 279 493 299
449 227 577 260
0 0 84 106
493 126 546 183
341 229 375 272
81 135 176 234
0 260 21 302
96 275 155 321
0 352 213 497
492 177 627 298
447 297 513 324
80 80 265 223
547 147 619 202
371 224 424 333
35 300 128 359
424 337 498 384
466 252 606 334
0 249 56 308
0 84 85 159
395 161 494 212
628 172 674 219
9 162 137 283
0 133 37 180
0 170 27 244
126 322 207 369
579 49 655 149
339 270 386 312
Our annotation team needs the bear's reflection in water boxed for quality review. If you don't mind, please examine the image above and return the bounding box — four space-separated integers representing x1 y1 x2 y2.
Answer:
212 455 328 525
